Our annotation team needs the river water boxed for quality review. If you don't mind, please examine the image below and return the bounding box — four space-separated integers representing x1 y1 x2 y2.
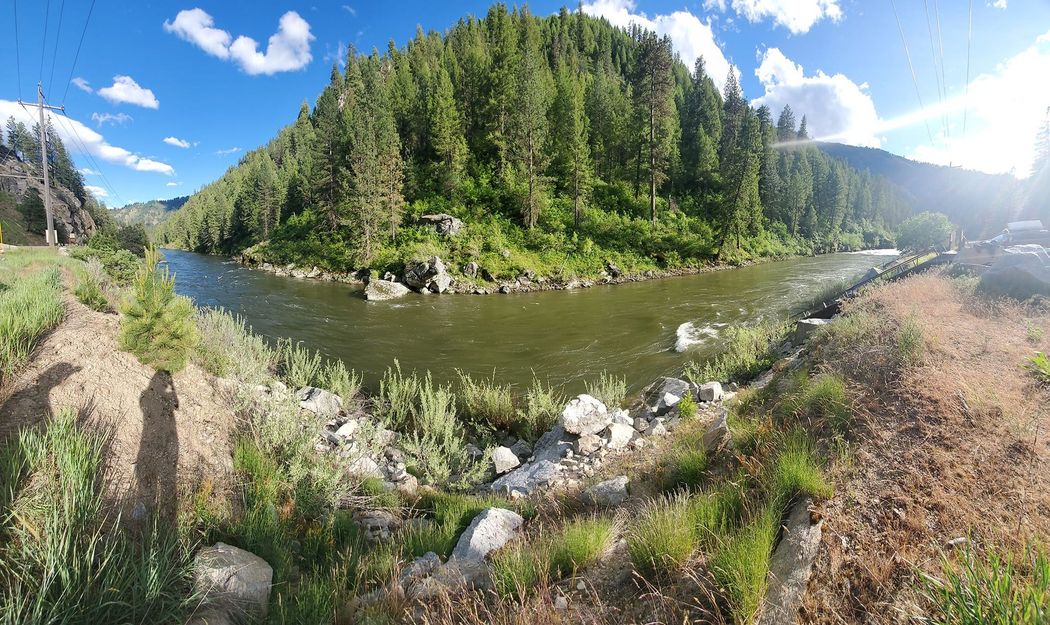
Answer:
162 249 895 393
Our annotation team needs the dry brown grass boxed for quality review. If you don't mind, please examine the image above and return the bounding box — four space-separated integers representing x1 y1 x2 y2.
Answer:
802 272 1050 624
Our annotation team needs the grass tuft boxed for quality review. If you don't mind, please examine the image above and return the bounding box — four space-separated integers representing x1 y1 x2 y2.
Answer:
626 495 696 577
923 544 1049 624
1027 352 1050 385
711 505 780 625
458 370 516 432
772 430 833 502
491 540 549 598
548 517 616 577
896 313 926 366
0 265 63 382
72 258 112 312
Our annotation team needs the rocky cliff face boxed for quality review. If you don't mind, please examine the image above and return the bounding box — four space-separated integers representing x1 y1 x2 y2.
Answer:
0 154 97 243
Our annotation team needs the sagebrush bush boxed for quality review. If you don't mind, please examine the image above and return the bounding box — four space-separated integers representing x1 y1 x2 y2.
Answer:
323 359 362 404
375 360 421 430
194 307 275 383
119 248 197 373
586 371 627 409
458 370 516 432
516 377 564 441
279 339 323 389
73 258 111 312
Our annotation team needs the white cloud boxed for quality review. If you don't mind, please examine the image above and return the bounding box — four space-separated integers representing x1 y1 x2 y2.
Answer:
704 0 842 34
991 0 1007 9
85 185 108 198
163 136 191 148
752 47 879 147
901 29 1050 176
581 0 734 92
163 8 232 59
166 181 182 187
0 99 174 176
216 146 241 155
165 8 314 75
97 76 159 109
342 5 356 16
79 167 99 175
71 77 92 93
91 112 133 127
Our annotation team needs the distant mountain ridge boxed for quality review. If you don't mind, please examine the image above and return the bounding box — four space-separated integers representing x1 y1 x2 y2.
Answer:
815 142 1023 238
110 196 189 227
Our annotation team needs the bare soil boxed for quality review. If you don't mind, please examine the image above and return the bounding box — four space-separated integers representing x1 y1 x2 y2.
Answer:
802 273 1050 624
0 295 238 522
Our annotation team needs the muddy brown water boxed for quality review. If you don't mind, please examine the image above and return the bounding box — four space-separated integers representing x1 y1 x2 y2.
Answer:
162 249 897 394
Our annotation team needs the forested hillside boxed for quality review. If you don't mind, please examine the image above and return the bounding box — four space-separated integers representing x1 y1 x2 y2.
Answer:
111 196 189 227
157 5 912 280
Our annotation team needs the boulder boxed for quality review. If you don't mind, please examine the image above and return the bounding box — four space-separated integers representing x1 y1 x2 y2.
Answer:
582 476 629 507
399 551 442 590
792 318 832 344
606 261 622 278
509 439 533 458
418 213 464 237
347 455 383 479
335 419 359 439
193 543 273 622
979 244 1050 299
560 394 611 436
451 508 524 562
464 261 479 278
610 408 632 426
403 256 452 294
298 387 342 418
698 381 724 403
757 498 822 625
575 433 603 455
354 509 400 543
490 426 574 497
643 377 692 416
604 423 634 450
365 279 410 301
491 446 521 474
702 413 730 451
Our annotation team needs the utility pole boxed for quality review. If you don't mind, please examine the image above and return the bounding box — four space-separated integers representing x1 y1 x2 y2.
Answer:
18 83 65 246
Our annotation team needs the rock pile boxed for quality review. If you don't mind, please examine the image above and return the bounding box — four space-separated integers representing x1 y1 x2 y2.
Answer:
403 256 453 293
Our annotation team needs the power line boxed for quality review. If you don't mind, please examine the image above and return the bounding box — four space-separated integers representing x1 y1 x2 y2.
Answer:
38 0 50 82
52 111 126 207
889 0 935 144
922 0 948 142
46 0 66 96
12 0 23 99
60 0 96 105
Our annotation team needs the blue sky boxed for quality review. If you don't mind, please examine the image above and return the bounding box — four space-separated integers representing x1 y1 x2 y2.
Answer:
2 0 1049 206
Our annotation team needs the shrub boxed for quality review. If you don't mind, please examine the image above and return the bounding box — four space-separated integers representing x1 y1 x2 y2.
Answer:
711 505 780 624
1026 321 1044 345
923 544 1049 624
896 313 926 366
399 375 485 488
118 247 198 373
626 495 696 576
0 409 196 623
772 431 833 502
375 360 421 430
0 265 63 381
516 377 564 441
677 393 698 420
458 370 516 432
279 339 323 389
1026 352 1050 385
895 211 953 251
73 258 111 312
586 372 627 409
322 359 362 405
194 307 275 383
491 541 549 598
548 517 615 577
685 322 790 385
69 245 140 284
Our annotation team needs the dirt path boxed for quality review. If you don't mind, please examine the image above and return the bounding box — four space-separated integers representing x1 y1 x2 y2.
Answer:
0 295 238 521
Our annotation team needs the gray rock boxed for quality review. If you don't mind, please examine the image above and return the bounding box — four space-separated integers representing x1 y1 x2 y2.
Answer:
554 595 569 610
633 416 649 432
610 408 632 426
757 498 822 625
509 439 533 458
560 394 611 436
980 244 1050 299
464 261 479 278
297 387 343 418
644 420 668 437
490 426 574 496
792 318 833 344
491 446 521 474
334 419 359 439
418 213 464 237
347 455 382 479
193 543 273 622
354 509 400 543
582 475 629 507
702 413 730 451
403 256 452 294
364 279 410 301
451 508 524 562
643 377 692 416
399 551 442 589
698 381 724 403
575 433 602 455
604 423 634 450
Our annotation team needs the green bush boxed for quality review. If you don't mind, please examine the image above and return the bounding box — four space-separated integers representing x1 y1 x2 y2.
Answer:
72 258 112 312
375 360 421 430
586 371 628 409
70 244 141 284
677 393 698 420
626 495 696 577
895 211 952 251
322 359 362 405
279 339 323 389
0 265 63 381
685 322 790 385
548 517 615 577
194 307 275 383
515 377 564 441
923 544 1049 624
118 247 198 373
458 370 516 432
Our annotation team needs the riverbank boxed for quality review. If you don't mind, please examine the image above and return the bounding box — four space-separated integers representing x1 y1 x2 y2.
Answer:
2 248 1045 624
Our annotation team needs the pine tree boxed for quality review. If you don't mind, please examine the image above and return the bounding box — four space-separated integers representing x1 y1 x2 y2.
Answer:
310 65 347 226
509 6 552 229
551 59 592 227
633 32 675 225
776 105 797 143
428 64 468 194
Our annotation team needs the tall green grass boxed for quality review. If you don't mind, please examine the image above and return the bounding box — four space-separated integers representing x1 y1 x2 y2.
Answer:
923 544 1049 625
72 258 111 312
711 505 781 625
548 517 615 577
626 495 697 576
772 431 833 502
0 409 195 624
685 322 790 385
0 265 63 383
458 370 516 432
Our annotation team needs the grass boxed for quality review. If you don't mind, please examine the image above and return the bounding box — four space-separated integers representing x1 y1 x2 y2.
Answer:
896 313 926 366
515 377 564 441
923 544 1049 625
0 265 63 383
586 372 628 409
710 505 781 625
666 446 709 491
626 495 697 577
194 307 276 384
458 370 516 432
547 517 616 577
491 540 549 598
1025 321 1044 345
685 322 790 385
771 430 833 502
0 409 196 624
118 247 198 373
791 373 850 428
72 258 111 312
1027 352 1050 385
688 482 746 549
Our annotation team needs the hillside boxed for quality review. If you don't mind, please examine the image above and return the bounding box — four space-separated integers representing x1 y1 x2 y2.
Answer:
815 142 1024 238
110 196 189 228
156 6 914 283
0 146 99 244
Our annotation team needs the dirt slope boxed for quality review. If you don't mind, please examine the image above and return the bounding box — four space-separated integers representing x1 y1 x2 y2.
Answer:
0 296 237 521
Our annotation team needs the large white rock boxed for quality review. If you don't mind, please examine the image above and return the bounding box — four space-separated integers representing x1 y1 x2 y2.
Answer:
193 543 273 622
491 446 520 474
364 279 410 301
698 381 724 403
582 476 629 507
451 507 524 561
559 394 611 436
298 386 342 417
604 423 634 450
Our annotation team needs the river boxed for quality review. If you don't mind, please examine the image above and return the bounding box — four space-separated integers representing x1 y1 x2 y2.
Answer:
162 249 896 393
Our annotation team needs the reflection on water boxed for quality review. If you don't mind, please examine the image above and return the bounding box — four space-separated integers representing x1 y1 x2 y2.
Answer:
164 249 894 393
